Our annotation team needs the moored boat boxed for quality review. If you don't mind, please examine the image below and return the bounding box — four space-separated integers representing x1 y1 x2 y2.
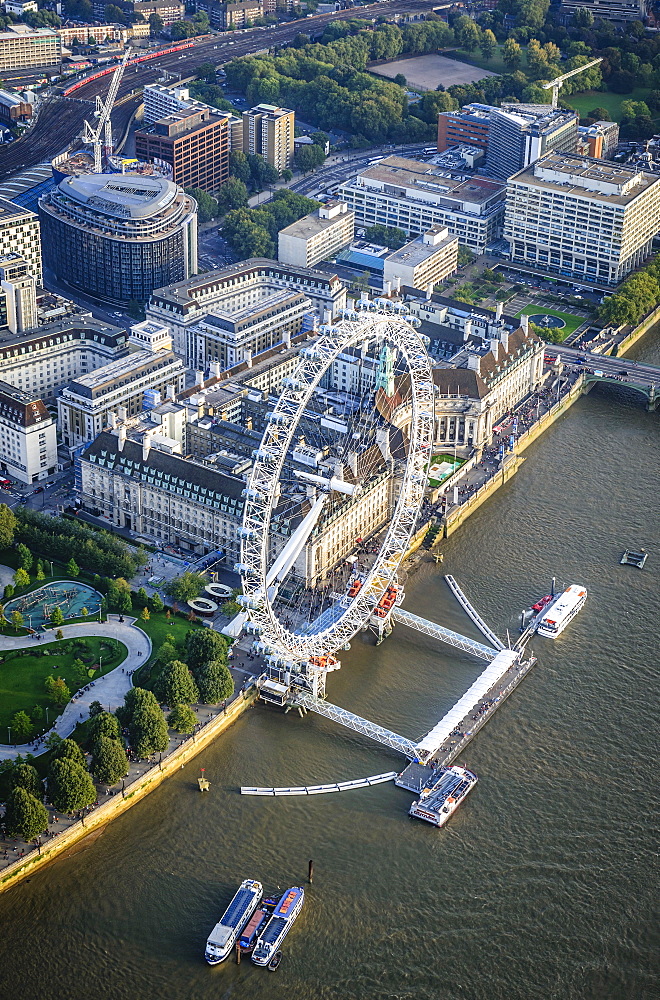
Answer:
268 951 283 971
409 764 478 828
205 879 263 965
252 886 305 966
536 584 587 638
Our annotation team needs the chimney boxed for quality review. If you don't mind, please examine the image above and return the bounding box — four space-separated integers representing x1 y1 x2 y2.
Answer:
117 425 127 451
108 411 117 429
521 314 529 335
499 330 509 352
384 280 391 297
323 309 332 324
117 405 127 422
426 282 434 301
467 353 480 371
495 301 503 321
166 384 175 400
284 329 291 347
490 338 500 358
394 275 401 293
142 434 151 461
210 360 221 378
195 370 204 388
244 350 252 368
464 318 472 341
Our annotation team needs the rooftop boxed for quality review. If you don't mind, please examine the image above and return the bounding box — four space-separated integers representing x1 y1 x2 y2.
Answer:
354 156 506 208
511 151 660 205
385 230 457 268
65 348 178 398
279 207 354 241
53 172 182 220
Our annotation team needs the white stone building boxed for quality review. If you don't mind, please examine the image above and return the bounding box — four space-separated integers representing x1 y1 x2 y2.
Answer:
0 380 57 484
278 201 355 268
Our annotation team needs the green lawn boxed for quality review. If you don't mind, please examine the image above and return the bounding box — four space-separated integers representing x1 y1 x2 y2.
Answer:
449 45 518 78
515 305 584 340
565 89 655 122
0 635 127 737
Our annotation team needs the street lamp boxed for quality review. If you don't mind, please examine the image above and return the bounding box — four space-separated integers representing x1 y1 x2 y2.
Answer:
7 727 11 745
49 561 53 576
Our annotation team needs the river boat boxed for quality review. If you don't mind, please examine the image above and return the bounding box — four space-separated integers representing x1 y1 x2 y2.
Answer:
238 908 269 953
268 951 283 971
536 585 587 638
205 879 263 965
409 765 478 828
251 886 305 966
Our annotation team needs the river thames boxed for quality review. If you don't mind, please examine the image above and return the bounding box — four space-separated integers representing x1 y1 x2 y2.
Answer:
0 333 658 1000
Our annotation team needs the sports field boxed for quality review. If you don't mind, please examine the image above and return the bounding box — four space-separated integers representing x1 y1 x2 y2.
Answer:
373 54 496 92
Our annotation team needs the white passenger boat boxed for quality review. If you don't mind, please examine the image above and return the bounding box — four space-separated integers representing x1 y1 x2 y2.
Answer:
205 879 263 964
252 886 305 966
409 764 478 828
536 584 587 638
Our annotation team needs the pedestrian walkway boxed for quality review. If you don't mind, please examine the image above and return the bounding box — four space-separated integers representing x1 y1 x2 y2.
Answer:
0 615 151 761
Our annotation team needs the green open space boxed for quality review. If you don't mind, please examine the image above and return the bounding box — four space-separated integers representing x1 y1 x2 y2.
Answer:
515 305 584 340
131 611 205 690
0 635 128 737
449 45 513 78
565 89 654 122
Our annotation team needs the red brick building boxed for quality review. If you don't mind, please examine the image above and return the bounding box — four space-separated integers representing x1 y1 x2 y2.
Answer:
135 108 229 196
437 104 492 153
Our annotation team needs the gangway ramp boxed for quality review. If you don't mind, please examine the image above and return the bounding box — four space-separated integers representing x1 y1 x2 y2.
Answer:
391 607 498 661
444 575 505 650
415 648 519 759
295 692 419 759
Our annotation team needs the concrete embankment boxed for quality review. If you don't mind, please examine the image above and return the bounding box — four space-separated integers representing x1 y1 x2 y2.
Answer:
0 687 257 896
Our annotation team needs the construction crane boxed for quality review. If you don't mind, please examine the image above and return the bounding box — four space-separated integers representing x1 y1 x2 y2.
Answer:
542 58 603 109
82 47 132 173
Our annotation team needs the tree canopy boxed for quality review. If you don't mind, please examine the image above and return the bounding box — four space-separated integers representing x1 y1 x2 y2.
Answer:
158 659 199 707
185 628 228 672
195 658 234 704
48 758 97 813
91 735 129 785
164 572 206 603
4 786 48 841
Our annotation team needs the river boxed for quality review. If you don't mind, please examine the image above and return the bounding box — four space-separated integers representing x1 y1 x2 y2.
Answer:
0 333 658 1000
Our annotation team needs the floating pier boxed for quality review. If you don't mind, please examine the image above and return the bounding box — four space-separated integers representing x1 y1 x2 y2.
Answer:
241 772 397 796
620 548 648 569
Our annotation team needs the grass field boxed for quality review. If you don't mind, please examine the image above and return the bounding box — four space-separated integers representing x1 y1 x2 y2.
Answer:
565 89 655 122
515 305 583 340
449 45 513 78
0 635 127 736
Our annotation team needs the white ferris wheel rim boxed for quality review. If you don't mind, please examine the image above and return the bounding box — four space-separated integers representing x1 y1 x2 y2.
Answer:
239 309 435 661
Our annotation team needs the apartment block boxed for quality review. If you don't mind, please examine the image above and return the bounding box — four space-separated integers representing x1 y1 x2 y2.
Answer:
243 103 294 172
0 380 57 484
337 156 506 253
0 25 61 71
278 200 354 268
559 0 645 21
0 197 42 285
505 152 660 285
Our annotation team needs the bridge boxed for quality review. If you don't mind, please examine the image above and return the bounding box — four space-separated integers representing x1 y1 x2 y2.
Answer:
544 345 660 409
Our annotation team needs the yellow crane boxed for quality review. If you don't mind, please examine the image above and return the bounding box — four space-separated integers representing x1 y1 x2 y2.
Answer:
542 58 603 108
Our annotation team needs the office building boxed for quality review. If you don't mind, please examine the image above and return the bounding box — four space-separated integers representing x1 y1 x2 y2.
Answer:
58 326 185 449
243 103 294 172
383 226 458 293
278 200 354 268
337 156 506 253
135 108 229 195
39 173 197 305
437 103 491 153
0 197 42 285
0 380 57 484
559 0 646 21
0 318 127 402
505 152 660 285
147 260 346 364
487 104 578 181
578 120 619 159
0 25 61 71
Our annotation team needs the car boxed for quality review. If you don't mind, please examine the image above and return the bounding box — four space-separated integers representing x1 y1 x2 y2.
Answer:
617 370 629 377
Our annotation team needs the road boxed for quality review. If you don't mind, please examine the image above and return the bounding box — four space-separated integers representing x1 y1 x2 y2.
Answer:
543 344 660 388
0 0 440 182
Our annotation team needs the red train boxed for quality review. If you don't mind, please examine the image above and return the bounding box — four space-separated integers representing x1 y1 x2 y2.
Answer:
61 39 207 96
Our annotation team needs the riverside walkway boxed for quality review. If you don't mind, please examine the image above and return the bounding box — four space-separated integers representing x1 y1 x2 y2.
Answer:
0 616 150 761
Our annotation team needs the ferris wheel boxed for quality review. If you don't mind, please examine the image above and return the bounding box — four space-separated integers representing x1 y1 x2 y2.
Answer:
237 303 435 671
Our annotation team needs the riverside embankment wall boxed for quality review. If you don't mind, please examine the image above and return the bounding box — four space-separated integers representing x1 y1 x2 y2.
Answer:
0 688 257 896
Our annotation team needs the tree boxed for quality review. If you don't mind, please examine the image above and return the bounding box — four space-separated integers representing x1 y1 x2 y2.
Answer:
10 609 23 629
55 628 64 640
44 674 71 708
16 542 32 572
140 606 150 621
168 703 198 734
66 558 80 578
105 3 127 24
587 107 611 121
88 711 121 743
150 593 164 613
148 11 163 34
10 710 32 740
572 6 593 27
0 503 17 548
502 37 522 71
229 149 251 184
11 762 41 798
91 735 128 785
51 737 86 768
3 584 13 600
185 628 228 672
217 176 249 214
164 572 206 603
36 561 45 581
13 567 29 589
136 587 148 607
4 787 48 841
184 186 218 223
364 224 407 250
157 640 178 666
48 758 96 813
196 658 234 704
455 15 481 52
394 72 407 87
130 704 169 758
480 29 497 61
50 606 64 626
294 143 325 173
159 659 199 707
458 245 476 267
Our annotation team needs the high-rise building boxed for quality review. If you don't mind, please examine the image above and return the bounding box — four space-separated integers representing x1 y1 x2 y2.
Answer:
39 173 197 305
487 104 578 180
437 103 491 153
0 380 57 484
242 103 294 172
135 108 230 195
278 201 355 268
0 254 37 334
505 152 660 285
0 197 42 285
0 24 61 72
